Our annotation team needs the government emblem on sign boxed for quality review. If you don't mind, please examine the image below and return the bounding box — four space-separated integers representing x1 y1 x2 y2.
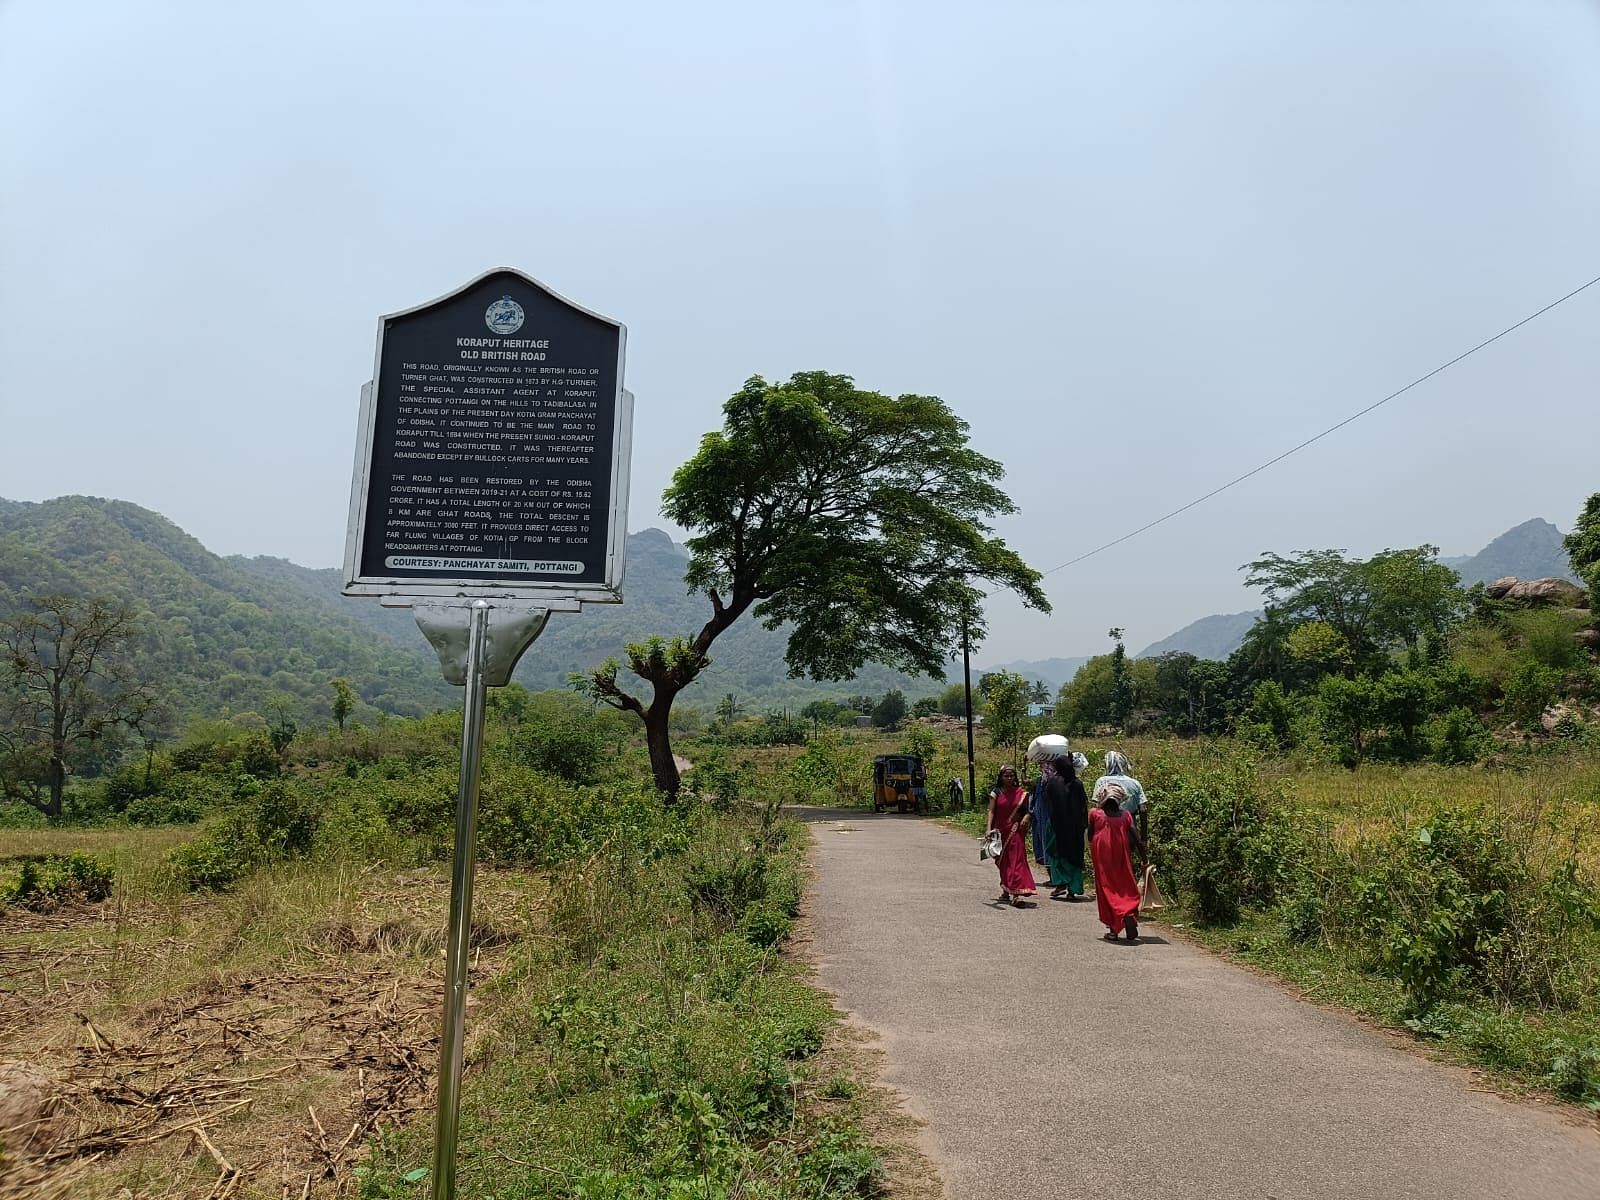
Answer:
485 296 524 335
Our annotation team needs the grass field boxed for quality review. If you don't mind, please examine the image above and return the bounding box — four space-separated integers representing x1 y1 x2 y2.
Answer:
0 826 540 1200
0 797 913 1199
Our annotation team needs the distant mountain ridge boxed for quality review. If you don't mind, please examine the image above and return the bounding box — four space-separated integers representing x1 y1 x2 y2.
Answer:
234 526 939 707
0 495 454 723
1439 518 1575 588
0 496 942 724
1136 611 1261 662
4 499 1577 714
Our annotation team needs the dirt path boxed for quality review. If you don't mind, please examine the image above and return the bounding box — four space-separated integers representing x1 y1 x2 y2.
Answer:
801 809 1600 1200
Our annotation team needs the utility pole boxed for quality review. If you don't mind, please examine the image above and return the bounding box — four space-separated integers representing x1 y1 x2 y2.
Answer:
962 611 976 809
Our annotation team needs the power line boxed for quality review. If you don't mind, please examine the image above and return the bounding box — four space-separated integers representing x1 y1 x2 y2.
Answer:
1040 272 1600 578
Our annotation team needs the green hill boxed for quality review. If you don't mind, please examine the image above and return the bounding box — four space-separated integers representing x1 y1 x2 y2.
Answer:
1439 518 1576 587
0 497 943 727
235 527 942 710
0 496 454 724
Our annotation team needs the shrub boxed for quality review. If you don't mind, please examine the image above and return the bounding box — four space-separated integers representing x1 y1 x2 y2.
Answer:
165 778 323 891
1425 707 1488 765
168 836 249 892
685 842 768 921
511 696 609 783
1545 1039 1600 1110
478 767 680 867
788 730 869 806
101 756 171 810
1146 746 1287 924
1503 660 1561 730
685 744 743 807
125 791 206 825
2 852 115 910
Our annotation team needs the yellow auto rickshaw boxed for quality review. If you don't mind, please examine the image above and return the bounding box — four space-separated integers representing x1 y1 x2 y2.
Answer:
871 754 929 814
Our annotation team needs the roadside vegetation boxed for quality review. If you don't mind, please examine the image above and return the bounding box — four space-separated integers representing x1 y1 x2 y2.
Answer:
0 692 892 1199
679 492 1600 1117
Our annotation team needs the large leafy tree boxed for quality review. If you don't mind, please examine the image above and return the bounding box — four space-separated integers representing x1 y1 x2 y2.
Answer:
982 669 1031 764
1243 546 1464 671
577 371 1049 795
1 595 154 818
1564 492 1600 615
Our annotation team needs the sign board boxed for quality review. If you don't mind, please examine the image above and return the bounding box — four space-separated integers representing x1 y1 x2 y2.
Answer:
344 268 631 602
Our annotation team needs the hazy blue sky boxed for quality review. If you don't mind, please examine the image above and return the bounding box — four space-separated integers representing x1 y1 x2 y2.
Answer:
3 1 1597 666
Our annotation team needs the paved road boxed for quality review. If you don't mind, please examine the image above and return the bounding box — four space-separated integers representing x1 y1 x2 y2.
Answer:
801 810 1600 1200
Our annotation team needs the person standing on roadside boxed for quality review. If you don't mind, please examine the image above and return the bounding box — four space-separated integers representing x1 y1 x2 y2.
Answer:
1089 781 1145 941
985 765 1037 907
1028 767 1050 866
1040 752 1088 900
1093 750 1148 867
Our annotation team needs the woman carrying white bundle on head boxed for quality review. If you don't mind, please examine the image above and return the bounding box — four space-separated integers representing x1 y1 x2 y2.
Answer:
1093 750 1147 869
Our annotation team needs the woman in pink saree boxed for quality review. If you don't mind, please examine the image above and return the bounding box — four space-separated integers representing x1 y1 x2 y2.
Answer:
986 765 1037 906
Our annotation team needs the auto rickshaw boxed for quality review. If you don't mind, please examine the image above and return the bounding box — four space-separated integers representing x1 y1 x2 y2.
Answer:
871 754 929 814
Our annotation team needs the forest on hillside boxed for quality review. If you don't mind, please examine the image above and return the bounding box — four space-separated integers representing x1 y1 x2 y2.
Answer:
1036 495 1600 768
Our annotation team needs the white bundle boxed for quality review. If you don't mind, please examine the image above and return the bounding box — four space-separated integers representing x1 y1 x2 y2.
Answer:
1025 734 1070 763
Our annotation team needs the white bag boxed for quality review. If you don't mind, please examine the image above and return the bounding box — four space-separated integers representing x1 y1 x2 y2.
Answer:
979 830 1003 861
1025 734 1069 763
1139 864 1167 913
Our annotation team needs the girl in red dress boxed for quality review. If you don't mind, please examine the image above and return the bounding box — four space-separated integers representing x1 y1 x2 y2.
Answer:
986 765 1038 906
1088 781 1145 940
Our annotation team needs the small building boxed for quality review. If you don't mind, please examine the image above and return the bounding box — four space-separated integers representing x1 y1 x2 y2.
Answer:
1027 701 1056 718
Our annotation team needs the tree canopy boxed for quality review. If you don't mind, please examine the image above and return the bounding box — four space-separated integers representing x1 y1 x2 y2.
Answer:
1243 546 1463 669
1 594 154 817
1564 492 1600 615
578 371 1049 794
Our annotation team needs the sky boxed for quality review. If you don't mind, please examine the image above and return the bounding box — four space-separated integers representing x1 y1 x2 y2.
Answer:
2 1 1597 667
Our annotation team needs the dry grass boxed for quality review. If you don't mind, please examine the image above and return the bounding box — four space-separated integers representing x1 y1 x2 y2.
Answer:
1262 756 1600 871
0 831 543 1200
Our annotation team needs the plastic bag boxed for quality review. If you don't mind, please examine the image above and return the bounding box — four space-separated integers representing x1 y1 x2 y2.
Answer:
1139 863 1167 912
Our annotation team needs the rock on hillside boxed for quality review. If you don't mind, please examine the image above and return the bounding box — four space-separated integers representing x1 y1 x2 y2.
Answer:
1484 576 1588 607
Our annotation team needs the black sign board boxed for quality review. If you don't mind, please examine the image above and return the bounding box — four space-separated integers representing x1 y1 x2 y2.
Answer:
344 269 629 598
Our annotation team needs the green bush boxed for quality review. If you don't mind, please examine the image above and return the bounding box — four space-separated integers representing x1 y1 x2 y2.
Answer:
1327 806 1600 1015
684 744 743 807
101 756 172 810
1146 746 1287 924
166 778 323 891
1545 1038 1600 1110
2 852 115 910
1504 660 1562 730
478 766 684 868
787 730 869 806
511 696 609 783
685 840 768 921
1426 707 1488 765
168 836 249 891
125 791 207 825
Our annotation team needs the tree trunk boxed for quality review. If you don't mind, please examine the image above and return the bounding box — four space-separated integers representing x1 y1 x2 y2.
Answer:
643 705 681 798
45 757 65 820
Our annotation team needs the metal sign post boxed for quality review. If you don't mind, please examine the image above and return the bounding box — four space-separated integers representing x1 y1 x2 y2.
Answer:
342 269 630 1200
432 599 489 1200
